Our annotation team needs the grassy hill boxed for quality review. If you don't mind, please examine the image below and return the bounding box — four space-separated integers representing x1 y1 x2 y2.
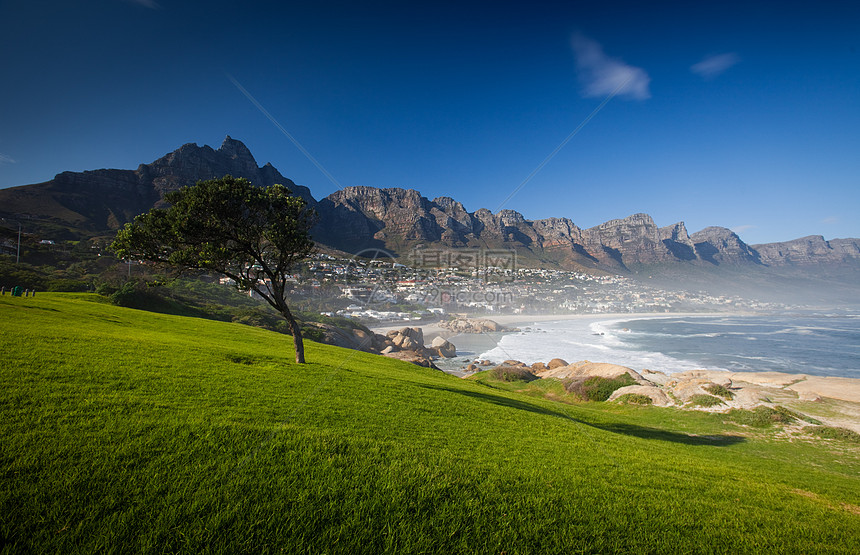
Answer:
1 294 859 553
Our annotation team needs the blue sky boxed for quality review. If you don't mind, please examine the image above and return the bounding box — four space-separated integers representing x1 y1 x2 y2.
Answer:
1 0 858 245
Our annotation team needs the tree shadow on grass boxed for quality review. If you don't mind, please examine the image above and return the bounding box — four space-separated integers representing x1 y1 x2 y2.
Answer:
421 385 746 447
590 422 746 446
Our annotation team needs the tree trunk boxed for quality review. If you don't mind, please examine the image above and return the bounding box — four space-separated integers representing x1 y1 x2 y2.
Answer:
281 307 306 364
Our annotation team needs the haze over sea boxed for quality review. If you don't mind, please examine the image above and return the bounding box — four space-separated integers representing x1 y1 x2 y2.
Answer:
477 313 860 380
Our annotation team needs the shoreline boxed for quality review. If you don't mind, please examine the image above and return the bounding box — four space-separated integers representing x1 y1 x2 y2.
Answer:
369 311 736 343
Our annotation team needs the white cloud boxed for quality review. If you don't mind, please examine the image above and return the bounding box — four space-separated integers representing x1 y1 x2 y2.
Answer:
124 0 161 9
0 153 15 166
822 216 839 225
691 53 740 79
571 34 651 100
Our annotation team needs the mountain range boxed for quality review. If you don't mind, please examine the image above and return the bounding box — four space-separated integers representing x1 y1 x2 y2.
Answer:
2 136 858 274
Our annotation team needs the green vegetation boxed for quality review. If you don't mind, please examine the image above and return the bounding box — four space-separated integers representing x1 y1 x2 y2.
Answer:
806 426 860 443
563 374 636 401
724 405 821 428
1 294 859 553
704 383 734 400
488 365 539 382
615 393 653 405
687 394 724 408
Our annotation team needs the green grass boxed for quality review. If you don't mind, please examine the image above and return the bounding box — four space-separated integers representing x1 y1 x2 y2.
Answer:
2 294 860 553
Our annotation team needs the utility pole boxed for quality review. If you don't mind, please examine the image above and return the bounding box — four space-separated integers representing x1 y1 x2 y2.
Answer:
16 223 21 264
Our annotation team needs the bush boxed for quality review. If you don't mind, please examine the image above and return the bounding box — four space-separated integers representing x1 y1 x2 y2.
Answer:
615 393 653 405
564 374 636 402
688 394 723 408
704 383 734 400
45 278 91 292
489 366 538 383
725 406 805 427
805 426 860 443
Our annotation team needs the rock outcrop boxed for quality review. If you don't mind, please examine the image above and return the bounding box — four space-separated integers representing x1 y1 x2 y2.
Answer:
690 227 761 265
752 235 860 265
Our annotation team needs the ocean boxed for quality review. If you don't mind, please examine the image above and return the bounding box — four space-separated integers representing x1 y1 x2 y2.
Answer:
469 313 860 380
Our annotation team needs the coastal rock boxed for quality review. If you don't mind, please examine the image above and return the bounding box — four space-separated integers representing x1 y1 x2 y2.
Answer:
608 385 674 407
502 359 527 367
670 378 716 403
671 370 733 388
306 323 374 352
538 360 644 382
382 350 440 370
429 336 457 358
531 362 549 372
547 358 569 370
640 369 671 386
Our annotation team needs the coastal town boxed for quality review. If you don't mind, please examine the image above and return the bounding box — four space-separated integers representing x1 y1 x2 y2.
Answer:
274 251 784 324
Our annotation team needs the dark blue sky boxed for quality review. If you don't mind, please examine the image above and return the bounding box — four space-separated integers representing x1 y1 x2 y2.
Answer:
1 0 858 244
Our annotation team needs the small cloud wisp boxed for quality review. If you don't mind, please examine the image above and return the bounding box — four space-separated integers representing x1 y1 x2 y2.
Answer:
0 153 15 166
691 53 740 79
571 34 651 100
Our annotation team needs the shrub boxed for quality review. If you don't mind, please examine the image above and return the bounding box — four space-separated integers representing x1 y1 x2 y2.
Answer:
805 426 860 443
615 393 653 405
489 366 538 383
687 394 723 407
704 383 734 400
45 278 91 292
564 374 636 402
725 406 798 427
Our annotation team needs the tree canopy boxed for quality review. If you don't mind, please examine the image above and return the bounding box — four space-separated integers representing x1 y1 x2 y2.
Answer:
111 175 316 363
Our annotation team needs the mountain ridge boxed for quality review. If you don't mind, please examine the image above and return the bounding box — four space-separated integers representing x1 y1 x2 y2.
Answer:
1 136 858 272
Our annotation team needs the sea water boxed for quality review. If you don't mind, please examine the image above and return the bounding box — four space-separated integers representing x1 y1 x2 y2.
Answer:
476 313 860 379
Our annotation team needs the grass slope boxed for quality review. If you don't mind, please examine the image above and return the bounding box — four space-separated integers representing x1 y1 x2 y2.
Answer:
1 294 859 553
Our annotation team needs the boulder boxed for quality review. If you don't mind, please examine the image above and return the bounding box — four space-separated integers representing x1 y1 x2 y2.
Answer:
537 360 644 383
430 336 457 358
547 358 569 369
531 362 549 372
382 350 440 370
503 359 527 367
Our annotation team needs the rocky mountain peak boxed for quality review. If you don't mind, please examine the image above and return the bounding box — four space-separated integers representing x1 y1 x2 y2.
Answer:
218 135 256 164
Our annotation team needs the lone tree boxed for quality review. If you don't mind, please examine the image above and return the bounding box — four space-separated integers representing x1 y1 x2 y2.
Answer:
111 175 316 363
